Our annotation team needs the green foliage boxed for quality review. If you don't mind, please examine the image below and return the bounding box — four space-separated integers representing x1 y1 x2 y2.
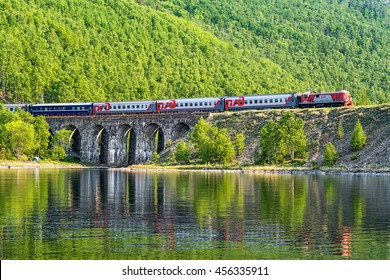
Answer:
0 0 299 104
324 141 338 166
3 120 35 160
152 151 160 162
50 145 66 161
215 128 236 164
350 119 367 151
259 120 284 165
280 112 308 162
258 112 308 165
233 133 245 156
50 129 72 160
337 120 345 139
191 117 236 164
140 0 389 105
33 116 51 158
175 140 190 163
2 1 387 104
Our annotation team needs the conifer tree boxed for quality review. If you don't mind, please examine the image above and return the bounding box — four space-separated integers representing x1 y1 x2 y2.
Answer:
233 133 245 156
324 141 337 166
337 121 344 139
350 119 367 151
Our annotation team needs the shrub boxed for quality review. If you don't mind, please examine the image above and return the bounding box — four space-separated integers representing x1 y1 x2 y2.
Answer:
175 140 190 163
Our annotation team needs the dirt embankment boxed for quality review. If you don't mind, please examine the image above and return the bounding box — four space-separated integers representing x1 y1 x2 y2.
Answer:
210 105 390 170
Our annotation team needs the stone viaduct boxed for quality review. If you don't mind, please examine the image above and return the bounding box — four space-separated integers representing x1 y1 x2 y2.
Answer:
45 113 208 167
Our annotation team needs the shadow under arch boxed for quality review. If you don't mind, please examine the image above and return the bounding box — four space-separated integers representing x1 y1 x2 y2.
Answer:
172 122 191 141
145 123 164 160
65 125 82 158
92 125 109 165
118 124 137 166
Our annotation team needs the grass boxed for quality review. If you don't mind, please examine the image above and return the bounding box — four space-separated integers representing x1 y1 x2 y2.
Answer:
0 159 86 168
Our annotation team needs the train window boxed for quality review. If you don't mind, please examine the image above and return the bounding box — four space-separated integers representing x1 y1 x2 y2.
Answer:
254 100 258 104
249 100 252 104
275 99 278 103
127 105 130 109
137 105 140 109
194 102 198 106
260 100 263 104
199 102 203 106
10 108 14 111
265 99 268 103
280 98 282 102
270 100 273 103
185 103 188 106
132 105 135 109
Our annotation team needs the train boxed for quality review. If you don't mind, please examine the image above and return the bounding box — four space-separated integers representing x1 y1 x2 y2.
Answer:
2 90 353 116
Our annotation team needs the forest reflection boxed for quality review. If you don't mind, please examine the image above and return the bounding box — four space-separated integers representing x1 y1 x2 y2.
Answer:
0 169 389 259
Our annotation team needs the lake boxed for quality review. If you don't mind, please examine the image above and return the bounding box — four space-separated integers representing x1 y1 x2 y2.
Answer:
0 168 389 260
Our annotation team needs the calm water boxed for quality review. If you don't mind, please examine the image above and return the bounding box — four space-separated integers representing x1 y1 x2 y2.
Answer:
0 168 389 260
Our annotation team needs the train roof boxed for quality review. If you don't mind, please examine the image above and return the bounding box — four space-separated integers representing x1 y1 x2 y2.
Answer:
31 102 93 107
157 97 221 102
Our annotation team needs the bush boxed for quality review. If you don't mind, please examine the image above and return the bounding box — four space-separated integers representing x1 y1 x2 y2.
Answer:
175 141 190 163
51 146 66 161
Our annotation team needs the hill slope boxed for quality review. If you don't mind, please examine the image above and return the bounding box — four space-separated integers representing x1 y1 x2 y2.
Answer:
138 0 390 105
0 0 388 104
0 0 298 103
210 105 390 169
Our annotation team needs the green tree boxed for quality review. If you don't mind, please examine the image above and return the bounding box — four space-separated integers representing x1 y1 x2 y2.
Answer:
350 119 367 151
215 128 236 164
175 140 190 163
280 112 308 162
337 120 345 139
324 141 337 166
191 117 218 164
152 151 160 162
51 129 72 160
33 116 51 158
4 120 35 160
233 133 245 156
259 120 284 165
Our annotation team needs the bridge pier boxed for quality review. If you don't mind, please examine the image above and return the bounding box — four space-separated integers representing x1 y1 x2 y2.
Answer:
45 113 208 167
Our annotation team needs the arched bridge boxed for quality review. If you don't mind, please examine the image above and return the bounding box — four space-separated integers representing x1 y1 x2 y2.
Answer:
45 113 208 167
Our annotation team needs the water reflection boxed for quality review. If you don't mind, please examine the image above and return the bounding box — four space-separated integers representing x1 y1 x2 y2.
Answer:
0 169 389 260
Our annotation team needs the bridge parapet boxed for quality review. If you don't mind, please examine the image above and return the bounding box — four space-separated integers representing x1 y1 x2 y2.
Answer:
45 112 209 166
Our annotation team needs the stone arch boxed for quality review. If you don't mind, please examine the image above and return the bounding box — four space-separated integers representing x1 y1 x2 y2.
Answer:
117 124 137 166
145 123 164 160
91 125 109 165
172 122 191 141
65 125 82 158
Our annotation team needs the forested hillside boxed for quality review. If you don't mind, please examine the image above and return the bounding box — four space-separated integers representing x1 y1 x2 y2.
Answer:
0 0 388 104
139 0 389 104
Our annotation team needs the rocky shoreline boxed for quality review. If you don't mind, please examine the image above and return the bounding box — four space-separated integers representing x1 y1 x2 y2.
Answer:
2 161 389 176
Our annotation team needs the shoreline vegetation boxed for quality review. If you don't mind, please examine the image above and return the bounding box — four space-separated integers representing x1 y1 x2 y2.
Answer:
1 160 389 175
